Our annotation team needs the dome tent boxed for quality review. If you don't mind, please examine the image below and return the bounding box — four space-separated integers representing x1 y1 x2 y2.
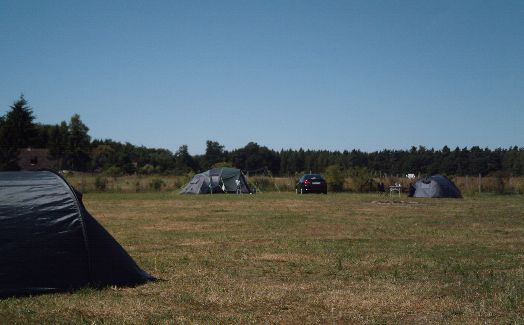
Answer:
180 167 250 194
413 175 462 198
0 170 154 297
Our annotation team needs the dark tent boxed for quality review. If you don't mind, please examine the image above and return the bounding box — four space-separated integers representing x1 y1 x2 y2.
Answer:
413 175 462 198
0 170 154 297
180 167 250 194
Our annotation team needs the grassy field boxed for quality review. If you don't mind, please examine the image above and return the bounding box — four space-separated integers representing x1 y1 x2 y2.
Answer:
1 192 523 324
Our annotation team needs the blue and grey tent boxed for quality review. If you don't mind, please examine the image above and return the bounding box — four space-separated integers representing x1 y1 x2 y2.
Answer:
413 175 462 198
180 167 250 194
0 170 154 297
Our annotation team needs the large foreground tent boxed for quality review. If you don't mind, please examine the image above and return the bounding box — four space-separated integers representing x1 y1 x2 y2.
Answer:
181 167 250 194
413 175 462 198
0 170 154 297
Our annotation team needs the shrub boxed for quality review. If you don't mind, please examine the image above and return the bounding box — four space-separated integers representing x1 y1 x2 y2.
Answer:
149 177 165 191
104 165 123 178
491 171 512 194
212 161 231 168
494 175 506 194
95 175 107 191
512 179 524 194
186 171 195 181
139 164 156 175
348 167 374 192
324 165 345 192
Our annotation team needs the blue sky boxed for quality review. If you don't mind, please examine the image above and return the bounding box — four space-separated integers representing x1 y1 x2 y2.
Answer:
0 0 522 154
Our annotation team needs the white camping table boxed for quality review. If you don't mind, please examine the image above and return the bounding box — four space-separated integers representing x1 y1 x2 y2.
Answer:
389 185 402 197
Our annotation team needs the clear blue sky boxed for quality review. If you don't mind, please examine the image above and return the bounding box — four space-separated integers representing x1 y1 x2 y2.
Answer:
1 0 522 154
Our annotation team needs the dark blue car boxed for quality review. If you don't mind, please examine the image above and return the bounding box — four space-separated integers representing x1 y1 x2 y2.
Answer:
296 174 327 194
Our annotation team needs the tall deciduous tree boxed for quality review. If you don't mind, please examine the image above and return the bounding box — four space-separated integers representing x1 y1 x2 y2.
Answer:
48 121 69 169
67 114 91 171
203 140 226 169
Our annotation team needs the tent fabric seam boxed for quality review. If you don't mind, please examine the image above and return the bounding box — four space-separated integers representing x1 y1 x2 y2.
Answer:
43 170 94 284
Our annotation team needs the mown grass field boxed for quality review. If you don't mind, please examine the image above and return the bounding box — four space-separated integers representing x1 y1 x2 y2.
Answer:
1 192 523 324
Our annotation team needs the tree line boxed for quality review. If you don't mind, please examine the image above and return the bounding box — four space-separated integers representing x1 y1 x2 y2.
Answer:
1 95 523 176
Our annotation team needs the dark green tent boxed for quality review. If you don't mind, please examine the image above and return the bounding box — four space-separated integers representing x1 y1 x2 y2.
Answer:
413 175 462 198
180 167 250 194
0 170 154 297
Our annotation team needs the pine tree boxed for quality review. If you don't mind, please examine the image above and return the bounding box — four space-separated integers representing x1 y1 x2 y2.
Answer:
0 95 38 170
174 145 198 174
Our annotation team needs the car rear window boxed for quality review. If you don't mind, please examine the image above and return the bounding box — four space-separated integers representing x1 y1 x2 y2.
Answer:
305 174 323 180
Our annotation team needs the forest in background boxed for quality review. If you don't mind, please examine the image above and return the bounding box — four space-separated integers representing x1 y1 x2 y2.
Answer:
1 96 523 178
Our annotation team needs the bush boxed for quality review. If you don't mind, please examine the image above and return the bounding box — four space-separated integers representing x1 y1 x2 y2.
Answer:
149 177 166 191
185 171 195 181
95 175 107 191
139 164 156 175
324 165 345 192
104 165 123 178
494 176 506 194
489 171 514 194
348 167 374 192
212 161 230 168
513 179 524 194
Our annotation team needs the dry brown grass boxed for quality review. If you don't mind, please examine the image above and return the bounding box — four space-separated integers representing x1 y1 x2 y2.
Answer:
1 192 523 324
